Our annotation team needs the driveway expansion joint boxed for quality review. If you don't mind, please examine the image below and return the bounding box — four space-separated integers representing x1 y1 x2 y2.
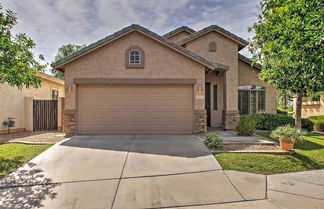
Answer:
294 179 324 186
265 175 268 199
266 199 285 209
0 177 122 189
139 198 268 209
268 189 324 201
110 134 136 209
223 170 246 200
121 169 222 180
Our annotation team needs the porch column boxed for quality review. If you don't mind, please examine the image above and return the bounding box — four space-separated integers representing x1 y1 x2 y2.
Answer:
222 69 240 129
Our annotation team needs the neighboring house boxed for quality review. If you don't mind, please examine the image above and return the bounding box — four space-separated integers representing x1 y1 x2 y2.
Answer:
293 94 324 118
0 72 64 134
51 24 276 135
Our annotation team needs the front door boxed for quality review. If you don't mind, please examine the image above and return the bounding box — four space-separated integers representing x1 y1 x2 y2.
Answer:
205 83 211 127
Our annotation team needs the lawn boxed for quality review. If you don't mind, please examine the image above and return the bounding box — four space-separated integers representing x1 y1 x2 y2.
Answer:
0 143 52 179
215 132 324 175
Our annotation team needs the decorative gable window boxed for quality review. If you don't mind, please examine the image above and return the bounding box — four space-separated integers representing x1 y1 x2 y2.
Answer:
126 46 144 68
209 42 217 52
129 50 140 64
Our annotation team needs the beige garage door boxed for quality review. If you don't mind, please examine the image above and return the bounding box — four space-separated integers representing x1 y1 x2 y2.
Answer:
77 85 193 134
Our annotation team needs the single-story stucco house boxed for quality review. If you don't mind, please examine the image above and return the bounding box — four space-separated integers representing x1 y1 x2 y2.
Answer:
0 72 64 134
51 24 276 135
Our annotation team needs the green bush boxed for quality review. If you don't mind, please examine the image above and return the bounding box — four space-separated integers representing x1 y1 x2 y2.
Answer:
241 113 313 131
204 132 223 149
277 108 288 115
241 113 294 130
301 118 314 132
270 125 305 143
308 115 324 132
235 118 256 136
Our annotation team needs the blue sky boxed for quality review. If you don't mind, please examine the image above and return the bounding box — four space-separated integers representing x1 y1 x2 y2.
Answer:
2 0 260 63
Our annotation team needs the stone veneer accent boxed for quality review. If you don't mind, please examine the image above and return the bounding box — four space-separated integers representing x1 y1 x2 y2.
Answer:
222 110 240 129
63 109 76 136
194 110 207 133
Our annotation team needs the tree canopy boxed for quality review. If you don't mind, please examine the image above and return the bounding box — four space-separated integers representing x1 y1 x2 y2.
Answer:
51 44 85 79
249 0 324 128
0 4 46 88
249 0 324 94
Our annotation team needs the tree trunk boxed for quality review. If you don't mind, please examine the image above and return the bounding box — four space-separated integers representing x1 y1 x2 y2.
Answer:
283 93 287 109
295 93 302 130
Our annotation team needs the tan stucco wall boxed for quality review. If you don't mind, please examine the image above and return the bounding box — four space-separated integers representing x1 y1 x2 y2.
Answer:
0 79 64 133
293 94 324 118
64 31 206 111
185 31 239 111
238 60 276 114
167 31 191 42
23 79 65 99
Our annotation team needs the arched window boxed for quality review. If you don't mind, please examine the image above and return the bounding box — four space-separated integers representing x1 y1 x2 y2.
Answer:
129 50 140 64
209 42 217 52
126 46 144 68
238 85 265 115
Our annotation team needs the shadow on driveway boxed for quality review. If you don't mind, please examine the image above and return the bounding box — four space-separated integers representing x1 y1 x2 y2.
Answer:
0 163 59 209
60 134 211 158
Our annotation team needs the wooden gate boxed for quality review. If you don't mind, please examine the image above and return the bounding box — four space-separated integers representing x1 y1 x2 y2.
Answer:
33 100 58 131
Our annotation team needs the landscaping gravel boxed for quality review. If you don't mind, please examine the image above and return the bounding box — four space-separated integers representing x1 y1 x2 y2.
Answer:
0 131 66 144
217 144 280 151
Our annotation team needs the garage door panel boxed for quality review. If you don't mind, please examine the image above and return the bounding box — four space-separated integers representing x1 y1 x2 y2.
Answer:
78 85 193 134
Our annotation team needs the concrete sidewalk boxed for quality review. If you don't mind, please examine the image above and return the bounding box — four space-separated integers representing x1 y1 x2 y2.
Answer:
215 130 275 144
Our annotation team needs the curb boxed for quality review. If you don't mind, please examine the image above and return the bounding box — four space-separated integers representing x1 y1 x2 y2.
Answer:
5 141 57 145
211 150 295 155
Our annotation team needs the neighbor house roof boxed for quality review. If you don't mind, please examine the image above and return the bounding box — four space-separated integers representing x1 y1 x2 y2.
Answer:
177 25 248 50
36 72 64 85
163 26 195 38
238 54 262 70
51 24 228 71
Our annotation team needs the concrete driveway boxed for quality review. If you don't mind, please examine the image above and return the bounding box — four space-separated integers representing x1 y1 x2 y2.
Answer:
1 135 322 209
1 135 239 209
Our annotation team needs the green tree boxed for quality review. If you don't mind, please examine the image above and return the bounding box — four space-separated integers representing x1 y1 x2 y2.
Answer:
0 4 46 88
51 44 85 79
249 0 324 129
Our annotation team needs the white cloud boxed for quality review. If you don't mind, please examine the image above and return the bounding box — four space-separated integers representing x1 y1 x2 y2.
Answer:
1 0 259 63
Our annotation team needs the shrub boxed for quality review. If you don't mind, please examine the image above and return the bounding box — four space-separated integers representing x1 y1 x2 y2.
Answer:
240 113 294 130
240 113 313 131
308 115 324 132
301 118 314 132
277 108 288 115
204 132 223 149
270 125 305 143
235 118 256 136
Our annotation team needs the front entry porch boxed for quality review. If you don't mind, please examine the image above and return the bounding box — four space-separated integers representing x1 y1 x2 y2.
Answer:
205 71 240 130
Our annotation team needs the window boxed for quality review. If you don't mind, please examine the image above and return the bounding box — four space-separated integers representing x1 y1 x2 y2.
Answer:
125 46 144 68
213 85 218 110
129 50 140 64
238 85 265 115
52 90 59 100
209 42 217 52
